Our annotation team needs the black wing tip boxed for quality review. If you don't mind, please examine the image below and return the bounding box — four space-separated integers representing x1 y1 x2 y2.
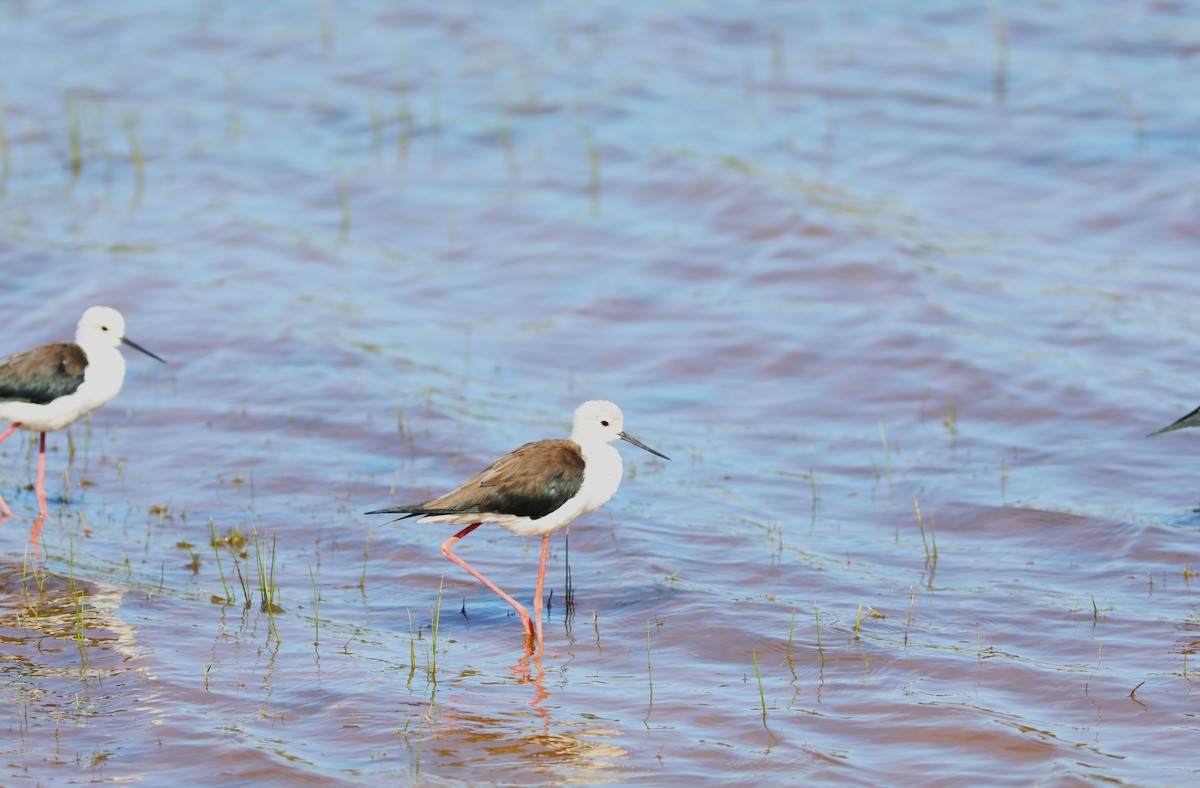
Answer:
364 507 423 518
365 503 486 517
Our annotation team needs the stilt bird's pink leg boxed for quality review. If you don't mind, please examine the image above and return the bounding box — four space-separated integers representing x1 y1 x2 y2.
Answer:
531 535 550 651
440 523 534 637
35 432 48 518
0 423 21 518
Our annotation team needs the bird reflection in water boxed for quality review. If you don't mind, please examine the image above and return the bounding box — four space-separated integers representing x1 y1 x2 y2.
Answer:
0 509 46 560
512 648 551 730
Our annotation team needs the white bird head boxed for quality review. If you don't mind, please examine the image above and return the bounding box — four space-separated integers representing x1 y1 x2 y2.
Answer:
76 306 126 349
76 306 166 362
571 400 669 459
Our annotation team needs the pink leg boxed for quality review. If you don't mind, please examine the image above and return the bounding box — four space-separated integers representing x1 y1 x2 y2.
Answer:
441 523 534 638
35 432 48 518
531 535 550 650
0 423 20 518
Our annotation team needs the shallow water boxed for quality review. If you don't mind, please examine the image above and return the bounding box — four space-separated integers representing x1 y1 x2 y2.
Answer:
2 0 1200 783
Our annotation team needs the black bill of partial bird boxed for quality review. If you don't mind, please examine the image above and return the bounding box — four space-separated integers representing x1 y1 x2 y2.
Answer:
619 431 670 460
122 336 167 364
1148 404 1200 437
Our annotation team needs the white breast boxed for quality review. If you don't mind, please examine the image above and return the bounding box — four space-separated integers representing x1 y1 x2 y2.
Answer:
575 442 624 515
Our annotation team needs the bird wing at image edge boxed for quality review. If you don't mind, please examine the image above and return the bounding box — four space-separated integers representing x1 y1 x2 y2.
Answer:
1149 403 1200 436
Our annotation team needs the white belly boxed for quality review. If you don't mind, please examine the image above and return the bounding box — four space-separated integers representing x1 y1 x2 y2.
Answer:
0 348 125 432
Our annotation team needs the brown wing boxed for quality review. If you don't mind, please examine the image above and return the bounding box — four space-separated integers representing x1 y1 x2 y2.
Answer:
0 342 88 404
374 439 586 520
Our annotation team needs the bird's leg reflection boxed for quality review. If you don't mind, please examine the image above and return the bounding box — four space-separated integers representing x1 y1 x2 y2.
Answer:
512 648 551 729
0 422 19 518
28 514 45 559
0 505 45 561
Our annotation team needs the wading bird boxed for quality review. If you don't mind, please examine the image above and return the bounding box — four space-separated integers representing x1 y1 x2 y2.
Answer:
0 306 165 516
367 400 669 651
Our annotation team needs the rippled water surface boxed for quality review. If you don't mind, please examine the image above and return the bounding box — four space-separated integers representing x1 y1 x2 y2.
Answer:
2 1 1200 783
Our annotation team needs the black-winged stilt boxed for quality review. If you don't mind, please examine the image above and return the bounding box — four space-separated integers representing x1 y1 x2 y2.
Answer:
0 306 165 516
367 399 669 651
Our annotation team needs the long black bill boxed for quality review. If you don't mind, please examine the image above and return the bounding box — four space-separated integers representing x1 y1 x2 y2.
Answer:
620 431 670 460
122 336 167 364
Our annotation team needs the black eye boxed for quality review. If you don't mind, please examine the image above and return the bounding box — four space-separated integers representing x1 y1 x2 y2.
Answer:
600 420 609 427
101 325 109 332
